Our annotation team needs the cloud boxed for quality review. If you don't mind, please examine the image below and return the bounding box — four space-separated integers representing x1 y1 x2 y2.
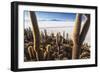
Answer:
39 19 65 21
50 19 63 21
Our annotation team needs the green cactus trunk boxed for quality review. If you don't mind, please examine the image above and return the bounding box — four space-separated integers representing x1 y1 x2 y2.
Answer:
72 14 82 59
72 14 90 59
30 11 43 61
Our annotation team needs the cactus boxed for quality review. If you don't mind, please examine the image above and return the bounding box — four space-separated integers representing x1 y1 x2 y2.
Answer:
72 14 82 59
72 14 90 59
79 14 90 45
30 11 43 61
27 46 35 60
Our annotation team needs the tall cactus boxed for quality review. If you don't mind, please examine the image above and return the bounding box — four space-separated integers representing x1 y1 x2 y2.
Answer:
30 11 43 61
79 14 90 45
72 14 82 59
72 14 90 59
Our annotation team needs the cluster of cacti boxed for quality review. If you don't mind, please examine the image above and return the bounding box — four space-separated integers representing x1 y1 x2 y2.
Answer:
24 28 90 61
80 43 90 59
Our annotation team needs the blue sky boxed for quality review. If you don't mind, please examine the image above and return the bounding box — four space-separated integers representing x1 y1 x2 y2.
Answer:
35 11 76 22
24 11 77 22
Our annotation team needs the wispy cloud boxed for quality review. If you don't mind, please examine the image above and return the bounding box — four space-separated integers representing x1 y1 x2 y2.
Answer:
39 19 65 21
